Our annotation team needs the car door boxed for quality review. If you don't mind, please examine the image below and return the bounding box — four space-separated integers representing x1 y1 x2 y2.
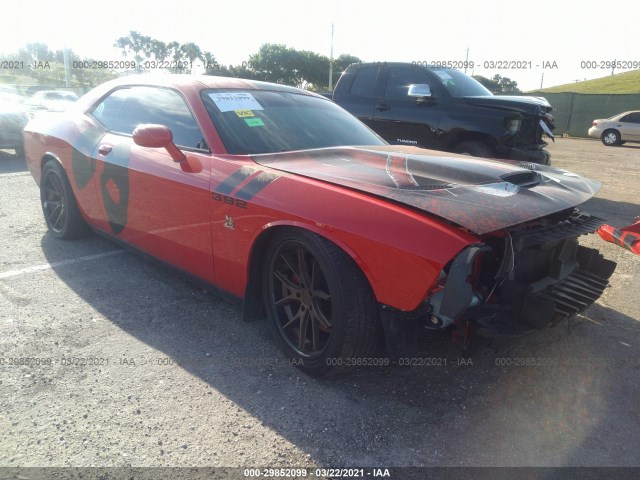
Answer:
371 66 443 148
619 112 640 141
88 86 215 283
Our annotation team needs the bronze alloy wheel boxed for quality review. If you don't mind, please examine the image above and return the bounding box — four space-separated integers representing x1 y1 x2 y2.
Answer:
268 238 333 358
263 229 380 376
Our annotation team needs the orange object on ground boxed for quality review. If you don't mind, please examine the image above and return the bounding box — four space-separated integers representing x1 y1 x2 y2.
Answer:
597 218 640 255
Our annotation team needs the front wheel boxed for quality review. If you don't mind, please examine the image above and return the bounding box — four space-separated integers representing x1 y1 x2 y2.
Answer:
262 229 380 376
40 161 88 239
601 129 621 146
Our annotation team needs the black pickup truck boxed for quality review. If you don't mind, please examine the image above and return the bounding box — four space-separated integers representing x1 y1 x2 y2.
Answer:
332 62 555 164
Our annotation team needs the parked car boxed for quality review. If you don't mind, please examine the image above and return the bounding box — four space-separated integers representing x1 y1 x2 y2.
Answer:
588 111 640 146
24 75 615 376
25 90 79 117
332 62 556 164
0 91 29 156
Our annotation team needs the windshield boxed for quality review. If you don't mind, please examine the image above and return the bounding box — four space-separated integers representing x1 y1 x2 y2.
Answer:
202 89 386 155
430 69 492 97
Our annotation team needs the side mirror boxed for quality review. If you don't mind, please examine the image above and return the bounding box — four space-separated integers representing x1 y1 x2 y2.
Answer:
407 84 432 98
133 124 186 162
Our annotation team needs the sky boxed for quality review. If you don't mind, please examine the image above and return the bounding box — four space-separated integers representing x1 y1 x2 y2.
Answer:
1 0 638 91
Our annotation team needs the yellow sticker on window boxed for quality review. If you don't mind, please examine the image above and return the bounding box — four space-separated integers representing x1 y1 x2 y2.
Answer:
235 109 255 118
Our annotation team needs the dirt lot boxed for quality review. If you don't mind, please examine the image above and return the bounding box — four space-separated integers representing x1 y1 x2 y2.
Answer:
0 138 639 476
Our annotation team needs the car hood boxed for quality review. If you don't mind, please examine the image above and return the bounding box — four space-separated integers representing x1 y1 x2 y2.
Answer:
252 146 599 235
463 95 552 115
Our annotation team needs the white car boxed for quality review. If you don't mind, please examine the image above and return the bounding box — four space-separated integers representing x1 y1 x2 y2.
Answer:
588 111 640 146
25 90 79 117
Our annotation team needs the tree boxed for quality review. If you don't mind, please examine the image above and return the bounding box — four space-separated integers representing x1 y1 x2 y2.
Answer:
114 31 156 68
473 74 521 94
151 40 169 63
245 44 361 90
180 42 204 71
493 74 520 93
249 44 304 85
18 42 55 63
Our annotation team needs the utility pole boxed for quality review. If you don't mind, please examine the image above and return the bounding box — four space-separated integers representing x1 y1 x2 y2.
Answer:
63 44 71 88
540 72 544 90
329 23 334 91
464 47 469 74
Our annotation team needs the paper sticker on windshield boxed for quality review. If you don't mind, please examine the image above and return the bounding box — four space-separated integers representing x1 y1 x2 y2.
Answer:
245 118 265 127
433 70 453 81
235 109 255 118
208 92 264 113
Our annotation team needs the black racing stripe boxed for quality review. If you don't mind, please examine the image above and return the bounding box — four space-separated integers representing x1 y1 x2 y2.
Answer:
235 172 279 200
215 167 256 195
614 230 639 250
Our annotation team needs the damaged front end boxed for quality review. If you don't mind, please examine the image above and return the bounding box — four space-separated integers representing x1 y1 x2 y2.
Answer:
381 209 616 354
498 110 555 165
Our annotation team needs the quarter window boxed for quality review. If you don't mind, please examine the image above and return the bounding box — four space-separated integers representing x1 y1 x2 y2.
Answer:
91 86 206 150
350 67 378 98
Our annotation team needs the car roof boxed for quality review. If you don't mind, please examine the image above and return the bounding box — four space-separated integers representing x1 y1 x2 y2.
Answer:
347 61 452 70
102 74 316 95
75 74 322 111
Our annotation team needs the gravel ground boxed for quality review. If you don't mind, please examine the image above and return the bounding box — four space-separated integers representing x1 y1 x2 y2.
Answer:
0 138 639 475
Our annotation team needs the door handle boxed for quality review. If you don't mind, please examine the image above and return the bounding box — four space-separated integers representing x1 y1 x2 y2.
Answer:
98 144 113 155
376 103 390 111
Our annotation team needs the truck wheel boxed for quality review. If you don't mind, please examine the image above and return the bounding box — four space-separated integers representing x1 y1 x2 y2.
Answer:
262 229 380 376
454 141 494 158
601 130 621 146
40 161 88 239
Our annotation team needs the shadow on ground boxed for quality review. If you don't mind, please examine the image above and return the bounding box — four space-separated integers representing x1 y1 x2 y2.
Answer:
39 230 640 467
0 150 27 174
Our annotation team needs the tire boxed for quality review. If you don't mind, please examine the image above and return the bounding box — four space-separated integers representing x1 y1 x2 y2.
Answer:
601 129 621 146
262 229 380 376
14 144 24 158
453 141 494 158
40 161 88 239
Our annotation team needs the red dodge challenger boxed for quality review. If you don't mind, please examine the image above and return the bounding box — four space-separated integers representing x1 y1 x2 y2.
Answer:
24 75 616 375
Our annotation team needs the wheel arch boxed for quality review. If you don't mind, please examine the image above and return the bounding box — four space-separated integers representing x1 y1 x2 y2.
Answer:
30 152 64 186
443 130 497 152
241 221 375 323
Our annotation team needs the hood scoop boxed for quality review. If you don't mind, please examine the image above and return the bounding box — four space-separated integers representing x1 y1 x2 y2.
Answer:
500 171 542 188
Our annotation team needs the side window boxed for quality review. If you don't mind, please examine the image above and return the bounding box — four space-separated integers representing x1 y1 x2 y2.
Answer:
384 68 431 100
619 114 631 122
91 86 206 150
627 112 640 123
350 67 379 97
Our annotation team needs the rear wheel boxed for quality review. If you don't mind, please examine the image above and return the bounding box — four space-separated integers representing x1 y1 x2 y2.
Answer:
454 141 494 158
601 129 621 146
40 161 88 239
262 229 380 376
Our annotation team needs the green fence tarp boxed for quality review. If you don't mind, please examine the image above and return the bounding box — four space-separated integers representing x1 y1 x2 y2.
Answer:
524 92 640 137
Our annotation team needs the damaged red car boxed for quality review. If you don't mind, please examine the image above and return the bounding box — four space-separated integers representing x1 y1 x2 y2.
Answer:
24 75 616 376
